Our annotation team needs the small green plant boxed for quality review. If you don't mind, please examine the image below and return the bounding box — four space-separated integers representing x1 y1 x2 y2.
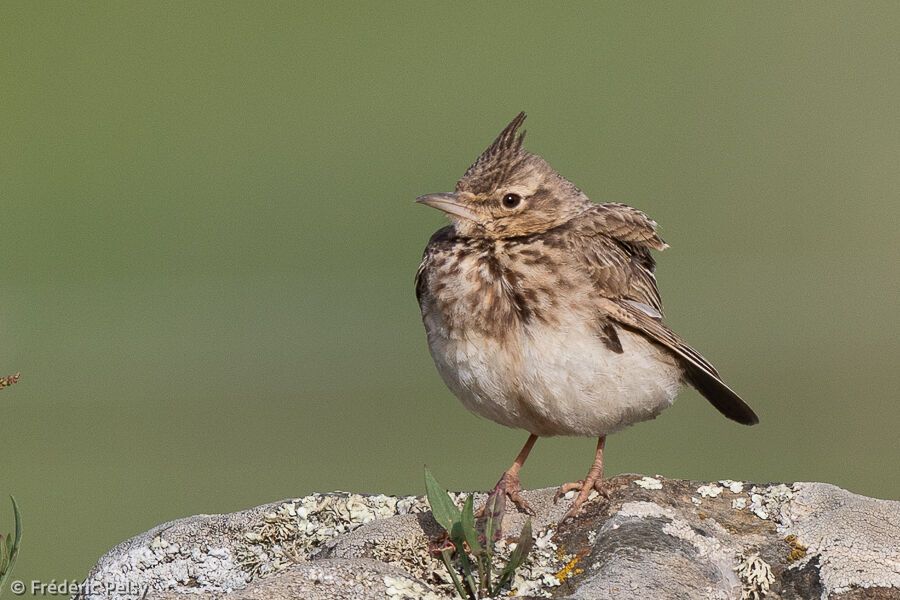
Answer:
0 496 22 595
424 468 533 599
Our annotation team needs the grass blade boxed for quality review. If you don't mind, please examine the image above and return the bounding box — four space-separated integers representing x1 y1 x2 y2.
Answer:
456 547 478 599
439 549 469 600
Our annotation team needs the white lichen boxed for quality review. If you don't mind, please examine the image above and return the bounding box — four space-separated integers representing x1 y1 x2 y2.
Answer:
662 518 724 557
719 480 745 494
697 484 724 498
779 482 900 595
371 536 453 592
541 573 562 587
732 497 748 510
736 553 774 600
747 484 793 520
150 536 169 550
238 492 430 575
304 566 334 584
383 575 442 600
634 476 663 490
534 527 557 550
506 525 570 598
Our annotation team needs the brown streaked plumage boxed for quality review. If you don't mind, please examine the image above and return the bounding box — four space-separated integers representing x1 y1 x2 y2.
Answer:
415 112 758 521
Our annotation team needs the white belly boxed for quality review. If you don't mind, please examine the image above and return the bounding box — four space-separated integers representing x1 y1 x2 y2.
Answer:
425 314 684 437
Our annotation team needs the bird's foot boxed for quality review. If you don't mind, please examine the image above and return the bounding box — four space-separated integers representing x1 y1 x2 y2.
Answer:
476 470 535 517
555 476 609 522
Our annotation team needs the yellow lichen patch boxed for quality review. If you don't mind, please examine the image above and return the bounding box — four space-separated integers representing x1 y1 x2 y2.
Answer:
789 548 806 562
785 534 808 562
554 556 583 582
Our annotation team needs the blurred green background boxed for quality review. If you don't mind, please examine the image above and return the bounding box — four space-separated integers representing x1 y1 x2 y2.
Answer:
2 1 898 581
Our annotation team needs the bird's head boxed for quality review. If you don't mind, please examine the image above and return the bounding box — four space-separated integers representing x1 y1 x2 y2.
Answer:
417 112 591 239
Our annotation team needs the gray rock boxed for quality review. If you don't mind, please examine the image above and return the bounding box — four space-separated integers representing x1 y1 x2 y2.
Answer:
146 559 440 600
80 477 900 600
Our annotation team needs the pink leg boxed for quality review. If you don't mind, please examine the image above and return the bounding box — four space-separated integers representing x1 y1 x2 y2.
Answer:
555 436 608 521
478 434 538 516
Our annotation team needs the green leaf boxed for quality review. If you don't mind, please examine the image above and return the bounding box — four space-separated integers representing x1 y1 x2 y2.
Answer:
459 495 482 555
0 536 8 574
483 488 505 548
497 518 534 589
460 495 491 593
482 489 505 595
509 518 534 570
11 497 21 554
456 547 477 600
424 468 461 533
0 497 22 586
449 520 466 546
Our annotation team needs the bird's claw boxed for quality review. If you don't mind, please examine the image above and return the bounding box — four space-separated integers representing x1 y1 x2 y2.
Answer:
554 481 585 502
555 477 609 522
476 470 535 518
507 487 535 516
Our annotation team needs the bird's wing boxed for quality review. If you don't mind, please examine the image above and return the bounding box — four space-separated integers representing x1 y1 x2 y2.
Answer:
590 202 669 252
598 297 759 425
568 203 667 312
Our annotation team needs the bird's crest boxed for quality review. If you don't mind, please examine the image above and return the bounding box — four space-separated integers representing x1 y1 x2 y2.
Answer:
458 112 529 193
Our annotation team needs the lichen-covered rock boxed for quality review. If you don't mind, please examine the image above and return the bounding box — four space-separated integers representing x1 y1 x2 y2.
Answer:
780 483 900 597
147 559 443 600
80 477 900 600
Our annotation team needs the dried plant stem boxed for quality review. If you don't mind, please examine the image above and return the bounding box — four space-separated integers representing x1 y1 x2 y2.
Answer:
0 373 20 390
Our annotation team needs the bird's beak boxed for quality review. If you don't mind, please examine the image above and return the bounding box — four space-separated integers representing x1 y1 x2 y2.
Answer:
415 192 481 223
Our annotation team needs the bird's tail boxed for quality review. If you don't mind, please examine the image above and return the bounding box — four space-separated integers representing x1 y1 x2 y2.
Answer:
684 363 759 425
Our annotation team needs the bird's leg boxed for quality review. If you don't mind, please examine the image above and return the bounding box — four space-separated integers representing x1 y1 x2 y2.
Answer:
555 436 608 521
477 434 538 517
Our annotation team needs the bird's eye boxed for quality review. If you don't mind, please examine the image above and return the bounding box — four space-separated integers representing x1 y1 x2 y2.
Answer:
502 193 522 209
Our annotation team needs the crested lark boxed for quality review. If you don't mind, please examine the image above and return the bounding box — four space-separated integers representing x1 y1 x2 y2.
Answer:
415 112 758 521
